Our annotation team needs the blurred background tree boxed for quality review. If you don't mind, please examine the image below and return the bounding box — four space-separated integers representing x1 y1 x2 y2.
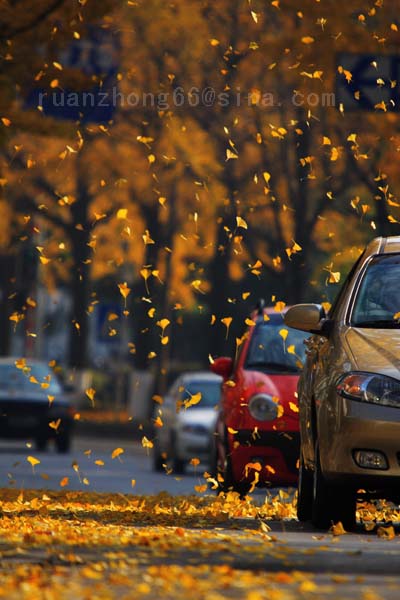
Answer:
1 0 399 387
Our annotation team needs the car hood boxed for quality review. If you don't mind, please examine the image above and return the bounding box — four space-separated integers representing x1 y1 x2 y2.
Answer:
0 390 69 405
177 407 217 428
345 327 400 378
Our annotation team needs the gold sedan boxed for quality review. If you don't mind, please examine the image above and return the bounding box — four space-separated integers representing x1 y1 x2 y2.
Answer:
284 235 400 530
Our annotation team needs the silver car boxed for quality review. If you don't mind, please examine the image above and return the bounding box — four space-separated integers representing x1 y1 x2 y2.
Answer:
285 236 400 530
153 371 222 474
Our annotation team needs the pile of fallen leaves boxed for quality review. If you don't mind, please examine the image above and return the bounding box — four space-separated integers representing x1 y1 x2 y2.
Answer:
0 489 399 599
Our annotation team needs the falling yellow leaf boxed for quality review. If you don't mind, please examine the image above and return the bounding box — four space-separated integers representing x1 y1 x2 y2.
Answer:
185 392 202 409
301 36 315 44
142 436 154 449
190 458 200 467
95 460 105 466
111 447 124 460
274 301 286 312
116 208 128 219
49 419 61 431
221 316 233 339
27 456 40 470
118 282 131 301
85 387 96 408
60 477 69 487
279 329 288 341
289 402 299 413
236 216 248 229
153 416 163 428
226 149 238 160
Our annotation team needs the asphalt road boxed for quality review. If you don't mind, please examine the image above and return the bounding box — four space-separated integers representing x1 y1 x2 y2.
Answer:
0 434 400 599
0 433 210 495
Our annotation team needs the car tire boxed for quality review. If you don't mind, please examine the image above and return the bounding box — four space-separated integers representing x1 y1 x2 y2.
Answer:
56 433 71 454
216 434 250 498
311 442 356 530
297 453 313 522
170 434 185 474
153 440 164 472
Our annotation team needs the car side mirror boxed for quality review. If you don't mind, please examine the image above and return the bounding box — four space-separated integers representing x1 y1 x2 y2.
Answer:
210 357 233 380
284 304 330 335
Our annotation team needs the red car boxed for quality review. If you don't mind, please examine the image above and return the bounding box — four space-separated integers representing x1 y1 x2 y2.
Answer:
210 303 308 496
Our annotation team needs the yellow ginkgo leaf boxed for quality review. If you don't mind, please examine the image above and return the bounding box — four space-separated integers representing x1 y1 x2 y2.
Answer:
142 436 154 449
236 216 248 229
221 316 232 339
49 419 61 431
27 456 40 469
157 318 170 331
111 447 124 460
190 458 200 467
60 477 69 487
185 392 202 409
289 401 299 413
85 388 96 408
118 282 131 300
279 329 288 341
274 301 286 312
116 208 128 219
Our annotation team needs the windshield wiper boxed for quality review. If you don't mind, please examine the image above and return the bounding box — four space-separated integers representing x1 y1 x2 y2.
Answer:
245 361 299 373
353 319 400 329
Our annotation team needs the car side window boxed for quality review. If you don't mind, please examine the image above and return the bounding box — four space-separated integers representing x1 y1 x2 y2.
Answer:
328 250 365 319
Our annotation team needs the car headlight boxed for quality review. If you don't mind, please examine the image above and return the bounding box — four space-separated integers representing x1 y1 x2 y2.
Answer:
248 394 278 421
337 372 400 408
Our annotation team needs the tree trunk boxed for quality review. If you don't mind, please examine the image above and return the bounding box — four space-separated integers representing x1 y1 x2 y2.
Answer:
68 147 92 368
0 252 15 355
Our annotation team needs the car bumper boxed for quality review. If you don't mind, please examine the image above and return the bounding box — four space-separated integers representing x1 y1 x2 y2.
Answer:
229 430 299 486
322 397 400 487
176 432 211 461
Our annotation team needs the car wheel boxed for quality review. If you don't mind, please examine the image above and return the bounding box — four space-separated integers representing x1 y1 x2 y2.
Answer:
153 439 164 472
216 436 250 498
35 436 48 452
56 433 71 454
311 441 337 529
297 453 313 522
311 442 356 531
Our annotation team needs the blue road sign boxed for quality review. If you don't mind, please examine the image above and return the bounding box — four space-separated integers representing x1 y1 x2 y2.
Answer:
27 27 119 123
336 53 400 111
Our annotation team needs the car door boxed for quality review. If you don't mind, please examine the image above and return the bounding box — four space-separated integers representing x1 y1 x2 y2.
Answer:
158 378 180 452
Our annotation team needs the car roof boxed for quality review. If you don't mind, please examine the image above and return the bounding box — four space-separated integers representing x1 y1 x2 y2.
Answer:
365 236 400 256
177 371 222 383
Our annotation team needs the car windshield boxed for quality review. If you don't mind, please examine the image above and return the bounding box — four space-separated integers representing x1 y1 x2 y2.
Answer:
351 254 400 327
0 363 62 394
180 380 221 408
245 319 308 373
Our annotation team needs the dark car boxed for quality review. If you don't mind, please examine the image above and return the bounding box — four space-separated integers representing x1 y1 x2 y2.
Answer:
284 236 400 530
0 358 74 452
210 304 308 496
